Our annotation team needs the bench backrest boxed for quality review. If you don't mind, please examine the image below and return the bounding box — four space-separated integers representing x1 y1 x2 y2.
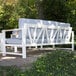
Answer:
11 18 72 45
19 18 70 28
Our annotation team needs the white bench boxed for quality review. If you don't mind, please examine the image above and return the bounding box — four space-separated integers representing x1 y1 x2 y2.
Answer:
0 18 74 58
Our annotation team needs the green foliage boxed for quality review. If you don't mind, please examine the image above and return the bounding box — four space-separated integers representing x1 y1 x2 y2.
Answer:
25 50 76 76
0 50 76 76
0 66 22 76
37 0 69 22
17 0 38 18
66 0 76 34
0 5 4 30
0 0 76 33
0 0 38 31
0 0 76 38
36 0 76 36
0 4 18 30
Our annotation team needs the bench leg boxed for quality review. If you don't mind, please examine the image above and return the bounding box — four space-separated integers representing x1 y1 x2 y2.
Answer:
35 45 37 48
14 46 17 52
29 46 31 49
53 45 55 49
41 45 43 48
72 43 74 51
2 45 6 56
22 46 26 58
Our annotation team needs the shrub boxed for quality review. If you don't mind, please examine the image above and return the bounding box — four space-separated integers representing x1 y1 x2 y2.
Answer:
0 66 22 76
0 50 76 76
25 50 76 76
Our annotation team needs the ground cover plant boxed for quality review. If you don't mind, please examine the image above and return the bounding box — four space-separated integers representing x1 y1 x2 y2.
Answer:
0 50 76 76
25 50 76 76
0 66 22 76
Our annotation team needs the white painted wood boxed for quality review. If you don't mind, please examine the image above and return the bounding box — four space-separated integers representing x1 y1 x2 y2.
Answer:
41 28 45 48
14 46 17 52
0 33 3 51
2 30 6 56
22 28 26 58
0 18 74 58
53 45 55 49
3 52 22 55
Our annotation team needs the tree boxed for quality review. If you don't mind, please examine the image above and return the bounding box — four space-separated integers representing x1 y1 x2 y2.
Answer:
37 0 69 22
0 0 38 30
0 0 18 30
17 0 38 18
35 0 44 19
66 0 76 34
36 0 76 36
0 5 4 30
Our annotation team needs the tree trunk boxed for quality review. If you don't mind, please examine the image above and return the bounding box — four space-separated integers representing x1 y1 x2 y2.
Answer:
35 0 44 19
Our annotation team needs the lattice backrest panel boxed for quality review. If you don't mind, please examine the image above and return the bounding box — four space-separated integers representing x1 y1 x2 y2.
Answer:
25 26 72 44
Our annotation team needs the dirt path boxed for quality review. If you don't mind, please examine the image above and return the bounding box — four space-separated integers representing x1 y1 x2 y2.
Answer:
0 49 52 70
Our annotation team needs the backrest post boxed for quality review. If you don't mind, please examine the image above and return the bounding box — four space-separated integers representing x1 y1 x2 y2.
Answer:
22 28 27 58
0 33 3 52
2 30 6 56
